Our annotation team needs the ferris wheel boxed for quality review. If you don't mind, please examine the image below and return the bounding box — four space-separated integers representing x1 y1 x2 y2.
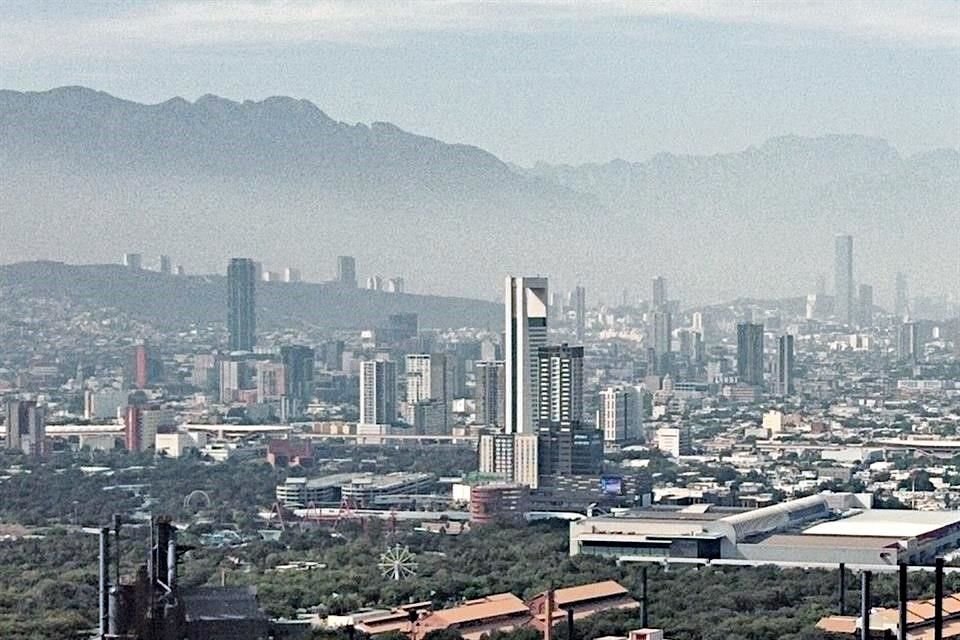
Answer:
378 544 418 581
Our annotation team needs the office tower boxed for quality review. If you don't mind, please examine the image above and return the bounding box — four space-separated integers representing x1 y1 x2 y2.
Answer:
133 342 149 389
280 345 315 412
283 267 301 283
536 344 601 476
858 284 874 328
692 331 705 366
323 340 345 371
598 386 638 443
218 360 240 403
656 426 691 458
405 353 449 425
573 285 586 343
360 360 397 425
337 256 357 287
192 354 219 391
895 272 909 319
652 276 667 308
84 388 129 420
159 255 171 275
475 361 506 427
123 253 143 269
386 277 405 293
5 400 45 457
256 362 287 402
504 276 549 435
652 309 672 375
774 334 795 396
898 321 920 363
227 258 257 351
736 322 765 386
834 234 854 325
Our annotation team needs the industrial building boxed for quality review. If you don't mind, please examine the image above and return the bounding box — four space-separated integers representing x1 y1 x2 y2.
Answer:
569 492 960 569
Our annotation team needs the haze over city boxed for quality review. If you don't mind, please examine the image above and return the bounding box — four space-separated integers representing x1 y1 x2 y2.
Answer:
1 4 960 640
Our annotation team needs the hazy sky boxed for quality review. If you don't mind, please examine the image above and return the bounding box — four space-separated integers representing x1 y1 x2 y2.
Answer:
2 1 959 165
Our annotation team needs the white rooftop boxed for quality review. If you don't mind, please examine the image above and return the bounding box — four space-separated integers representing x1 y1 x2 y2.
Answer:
803 510 960 539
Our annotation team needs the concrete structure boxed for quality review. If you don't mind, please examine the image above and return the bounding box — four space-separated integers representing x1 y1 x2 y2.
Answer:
470 483 528 524
405 353 448 428
835 234 854 325
266 437 314 467
155 431 207 458
360 360 397 426
227 257 257 351
656 426 690 458
857 283 873 327
4 399 46 457
340 472 436 507
123 252 143 269
898 321 921 363
505 276 549 435
651 310 672 376
84 388 129 420
276 473 365 508
568 492 960 568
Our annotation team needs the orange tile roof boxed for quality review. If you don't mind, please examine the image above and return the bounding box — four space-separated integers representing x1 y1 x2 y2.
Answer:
430 593 530 626
815 616 857 634
553 580 630 606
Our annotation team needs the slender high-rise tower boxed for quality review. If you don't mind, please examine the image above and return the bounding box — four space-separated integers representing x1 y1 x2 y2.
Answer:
737 322 765 387
834 234 854 325
360 360 397 425
227 258 257 351
774 334 795 396
652 276 667 308
573 285 586 343
504 276 548 435
337 256 357 288
895 272 909 320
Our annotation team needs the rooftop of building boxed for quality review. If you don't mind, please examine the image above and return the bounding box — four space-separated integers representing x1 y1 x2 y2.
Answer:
817 591 960 639
425 593 530 626
803 509 960 539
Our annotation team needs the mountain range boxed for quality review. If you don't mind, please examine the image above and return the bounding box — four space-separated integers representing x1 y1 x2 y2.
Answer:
1 86 957 305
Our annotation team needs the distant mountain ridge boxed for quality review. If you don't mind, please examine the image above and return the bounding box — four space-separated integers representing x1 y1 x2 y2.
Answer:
0 261 501 330
1 86 957 303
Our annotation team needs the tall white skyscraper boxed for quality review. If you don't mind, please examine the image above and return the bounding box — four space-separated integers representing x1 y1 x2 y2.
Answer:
504 276 548 435
834 234 854 325
598 386 638 443
360 360 397 425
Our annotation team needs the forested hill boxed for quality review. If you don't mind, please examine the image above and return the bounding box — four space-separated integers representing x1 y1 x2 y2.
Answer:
0 261 500 330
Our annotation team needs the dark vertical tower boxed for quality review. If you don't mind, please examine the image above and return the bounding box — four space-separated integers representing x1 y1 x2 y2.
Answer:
475 361 505 427
898 321 920 363
337 256 357 287
774 334 795 396
227 258 257 351
834 234 854 325
280 345 315 414
858 284 873 328
737 322 765 387
4 400 46 458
